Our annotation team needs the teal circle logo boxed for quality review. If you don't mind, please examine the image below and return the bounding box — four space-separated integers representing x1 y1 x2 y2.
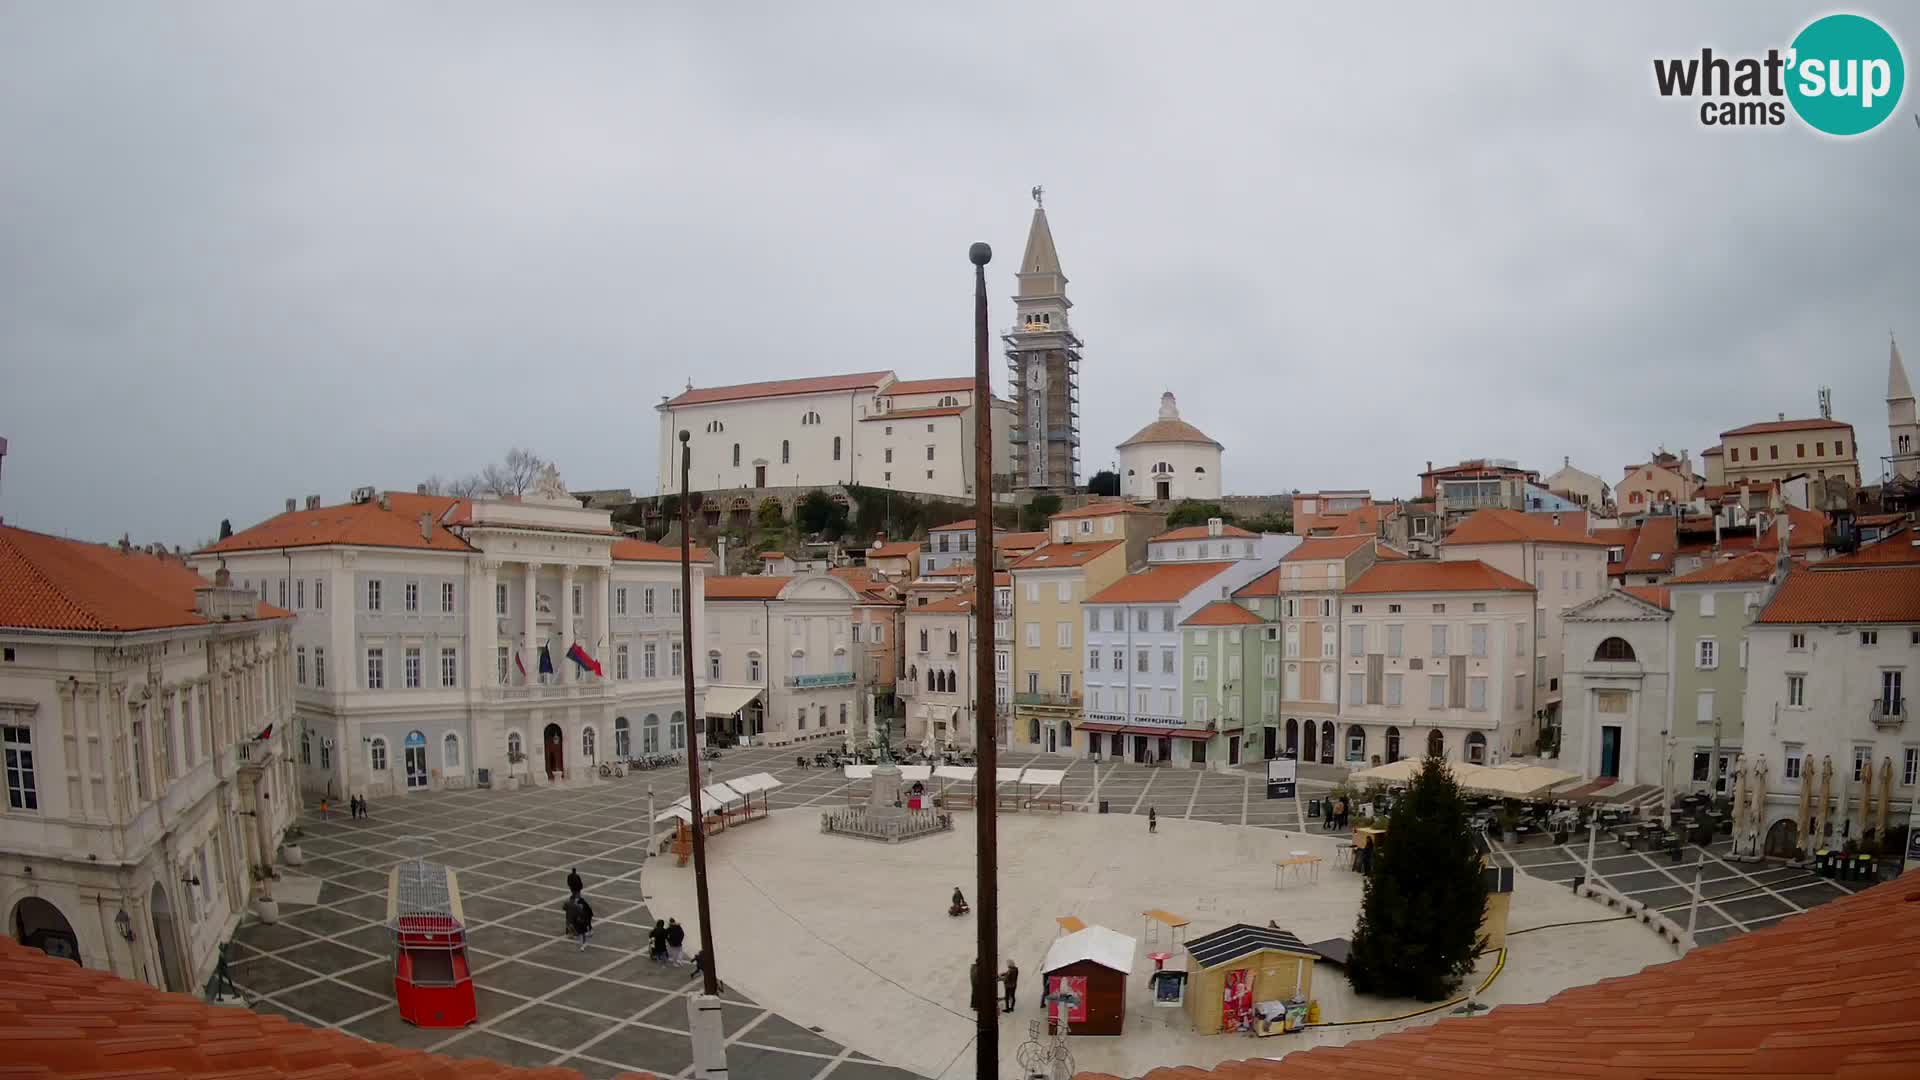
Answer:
1786 14 1905 135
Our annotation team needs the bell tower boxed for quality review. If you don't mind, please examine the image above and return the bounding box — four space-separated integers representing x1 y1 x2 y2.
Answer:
1003 188 1082 492
1889 334 1917 482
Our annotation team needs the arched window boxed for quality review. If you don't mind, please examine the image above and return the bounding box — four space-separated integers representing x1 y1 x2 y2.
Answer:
948 629 959 653
507 731 523 760
708 651 722 680
732 444 741 467
1345 725 1365 762
833 435 842 461
1195 466 1206 474
1465 731 1488 764
1301 720 1316 763
369 737 388 771
1028 718 1041 744
443 732 461 769
1385 726 1402 763
782 439 791 464
907 664 917 687
1285 718 1298 756
1427 728 1445 759
582 726 597 762
669 711 686 750
643 714 661 753
1594 637 1637 662
614 716 631 758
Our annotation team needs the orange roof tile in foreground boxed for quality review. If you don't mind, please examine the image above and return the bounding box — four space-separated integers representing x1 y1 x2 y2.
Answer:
1152 524 1256 542
1666 551 1777 586
1085 561 1235 604
703 575 791 600
1591 526 1638 548
1295 503 1381 537
660 369 892 408
1181 600 1263 626
1082 878 1920 1080
1047 499 1161 521
1720 415 1854 436
1757 564 1920 624
1281 534 1375 562
202 492 477 555
1 525 286 632
1444 508 1610 547
1346 559 1533 595
1818 527 1920 567
1621 584 1672 610
865 541 922 560
0 935 650 1080
609 539 714 564
1009 539 1124 570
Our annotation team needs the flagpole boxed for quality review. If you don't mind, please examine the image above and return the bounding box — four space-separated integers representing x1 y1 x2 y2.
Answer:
679 429 729 1080
968 239 999 1080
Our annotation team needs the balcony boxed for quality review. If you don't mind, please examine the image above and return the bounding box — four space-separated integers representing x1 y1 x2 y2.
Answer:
1869 699 1906 731
481 682 611 704
1014 691 1082 709
787 671 856 689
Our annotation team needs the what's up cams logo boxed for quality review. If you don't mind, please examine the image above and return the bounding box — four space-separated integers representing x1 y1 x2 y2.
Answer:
1654 13 1905 134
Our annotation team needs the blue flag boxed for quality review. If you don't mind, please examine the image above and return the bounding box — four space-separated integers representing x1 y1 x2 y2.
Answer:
538 645 555 675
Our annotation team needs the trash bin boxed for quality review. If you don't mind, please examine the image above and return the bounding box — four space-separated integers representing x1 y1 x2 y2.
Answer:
1814 849 1832 877
1098 800 1110 814
1308 798 1323 819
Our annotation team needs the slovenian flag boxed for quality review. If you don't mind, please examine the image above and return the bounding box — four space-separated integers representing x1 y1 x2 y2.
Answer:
566 642 603 677
514 649 527 682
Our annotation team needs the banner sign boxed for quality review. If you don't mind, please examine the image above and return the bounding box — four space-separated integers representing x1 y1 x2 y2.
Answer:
1266 755 1297 800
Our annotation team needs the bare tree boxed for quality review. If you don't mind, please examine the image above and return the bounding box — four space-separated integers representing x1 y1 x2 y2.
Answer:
480 447 547 497
418 475 448 496
446 473 488 498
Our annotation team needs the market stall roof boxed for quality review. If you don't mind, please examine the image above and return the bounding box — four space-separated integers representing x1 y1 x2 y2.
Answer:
899 765 933 782
1043 925 1137 976
701 781 744 807
933 765 977 781
1348 758 1423 784
843 764 877 780
1305 938 1351 967
1020 768 1067 787
725 771 784 795
703 683 764 719
1458 761 1580 798
996 767 1026 784
1185 924 1318 969
654 797 693 824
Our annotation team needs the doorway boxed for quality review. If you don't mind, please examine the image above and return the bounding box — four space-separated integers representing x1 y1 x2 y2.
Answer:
1385 726 1401 764
1227 736 1240 766
1599 725 1621 779
754 464 767 487
1320 725 1335 763
543 723 565 780
1132 735 1147 763
1765 818 1799 858
1262 727 1276 760
1110 733 1123 758
1285 719 1298 758
1156 480 1170 501
403 731 429 790
1301 721 1315 763
1046 726 1057 753
150 884 185 993
10 897 78 964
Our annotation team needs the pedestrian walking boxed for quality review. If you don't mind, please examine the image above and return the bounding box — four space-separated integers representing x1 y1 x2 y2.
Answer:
566 867 584 897
318 798 329 820
666 918 686 964
573 895 594 951
359 795 369 820
1148 807 1158 834
1002 960 1019 1013
649 919 670 963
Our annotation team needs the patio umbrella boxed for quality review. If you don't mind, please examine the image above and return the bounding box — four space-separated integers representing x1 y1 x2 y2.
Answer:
1876 757 1894 839
1729 755 1747 853
1349 758 1422 785
1815 757 1833 848
1750 755 1771 853
1835 761 1851 842
1858 760 1874 843
1796 758 1813 854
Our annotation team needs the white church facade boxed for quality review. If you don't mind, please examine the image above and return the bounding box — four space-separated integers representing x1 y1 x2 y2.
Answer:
1119 392 1224 503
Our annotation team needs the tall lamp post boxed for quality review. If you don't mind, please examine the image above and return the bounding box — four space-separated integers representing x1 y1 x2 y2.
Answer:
679 430 727 1079
969 240 1000 1080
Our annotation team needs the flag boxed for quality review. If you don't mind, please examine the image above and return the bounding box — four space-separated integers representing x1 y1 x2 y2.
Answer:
566 642 603 677
514 649 527 681
252 724 273 742
538 644 555 676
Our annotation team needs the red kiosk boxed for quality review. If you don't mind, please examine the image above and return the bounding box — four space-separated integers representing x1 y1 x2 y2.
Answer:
386 857 477 1028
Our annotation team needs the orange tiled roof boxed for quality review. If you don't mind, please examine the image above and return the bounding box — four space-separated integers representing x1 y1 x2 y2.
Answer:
866 541 922 560
1 525 286 632
1818 527 1920 568
995 530 1049 551
0 934 648 1080
609 538 713 564
1591 526 1638 547
1700 444 1723 455
1281 534 1375 562
1181 600 1263 626
660 370 892 407
885 376 973 395
1346 559 1533 595
1621 584 1672 610
202 492 477 555
1231 566 1280 599
1085 561 1235 604
1666 551 1777 586
1117 417 1221 449
928 519 1004 533
1856 512 1910 527
1622 514 1679 574
1445 508 1610 547
1081 878 1920 1080
1757 564 1920 624
1152 523 1256 542
1721 416 1853 436
1009 539 1124 570
860 405 967 421
704 575 791 600
1296 503 1381 537
1048 499 1160 521
1759 505 1830 552
918 594 976 614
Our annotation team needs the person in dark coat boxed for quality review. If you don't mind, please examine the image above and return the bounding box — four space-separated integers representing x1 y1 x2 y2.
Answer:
573 895 593 951
649 919 670 963
566 868 584 896
666 919 687 964
1148 807 1158 833
970 960 982 1012
1002 960 1019 1013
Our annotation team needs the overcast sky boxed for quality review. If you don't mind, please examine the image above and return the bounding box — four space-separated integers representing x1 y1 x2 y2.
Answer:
2 2 1915 546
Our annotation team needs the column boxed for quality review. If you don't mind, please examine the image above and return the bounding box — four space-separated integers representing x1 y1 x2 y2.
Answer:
476 560 499 688
523 563 541 684
558 565 576 684
593 566 611 678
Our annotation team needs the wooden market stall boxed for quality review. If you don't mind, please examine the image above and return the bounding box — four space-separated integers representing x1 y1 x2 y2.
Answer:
1181 923 1319 1036
1040 925 1137 1036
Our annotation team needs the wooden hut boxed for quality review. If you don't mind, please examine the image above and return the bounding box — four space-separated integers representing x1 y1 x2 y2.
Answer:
1182 924 1318 1035
1040 925 1136 1036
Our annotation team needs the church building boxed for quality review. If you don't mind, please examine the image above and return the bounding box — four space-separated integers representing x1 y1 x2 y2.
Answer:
1119 392 1223 503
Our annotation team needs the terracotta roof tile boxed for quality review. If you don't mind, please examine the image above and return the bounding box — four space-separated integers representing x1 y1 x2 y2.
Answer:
1720 416 1854 436
1295 503 1381 537
1281 534 1374 562
885 376 974 395
660 370 892 408
1047 500 1160 521
927 519 1003 533
1757 505 1830 552
1622 515 1680 574
1622 585 1672 610
1757 564 1920 624
1346 559 1533 595
1009 540 1124 570
704 575 791 600
1445 508 1611 547
865 541 922 560
1085 561 1235 604
203 492 477 555
1153 524 1256 542
1117 417 1221 449
1 525 286 632
994 530 1049 551
1181 600 1263 626
1666 551 1778 586
1231 566 1280 599
918 594 976 614
859 406 967 421
1814 526 1920 568
609 539 714 564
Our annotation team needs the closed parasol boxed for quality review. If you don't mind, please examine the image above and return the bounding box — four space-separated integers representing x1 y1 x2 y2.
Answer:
1796 757 1813 854
1730 755 1748 853
1815 756 1833 846
1877 757 1895 839
1750 755 1771 851
1859 759 1875 841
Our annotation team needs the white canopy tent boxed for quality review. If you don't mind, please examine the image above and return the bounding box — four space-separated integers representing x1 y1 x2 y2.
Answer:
726 772 784 796
654 797 693 825
1019 768 1067 788
842 764 877 780
899 765 934 782
932 765 977 782
701 781 745 808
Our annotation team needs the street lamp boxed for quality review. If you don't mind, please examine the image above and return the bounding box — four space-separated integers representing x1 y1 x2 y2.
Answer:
115 908 134 942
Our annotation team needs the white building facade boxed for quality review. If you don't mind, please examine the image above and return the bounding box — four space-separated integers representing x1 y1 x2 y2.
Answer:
903 594 981 750
2 528 296 997
1560 589 1674 786
703 573 861 746
1118 393 1223 503
193 473 708 799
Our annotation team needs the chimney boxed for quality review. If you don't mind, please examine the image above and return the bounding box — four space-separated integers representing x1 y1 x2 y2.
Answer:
420 513 432 541
1207 517 1223 537
118 535 130 554
1551 513 1560 528
1777 412 1786 422
417 483 428 495
1778 512 1790 560
718 537 728 576
285 498 296 513
306 495 321 510
378 494 390 512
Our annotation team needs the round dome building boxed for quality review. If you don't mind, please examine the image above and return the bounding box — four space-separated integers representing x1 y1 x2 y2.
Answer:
1118 392 1223 503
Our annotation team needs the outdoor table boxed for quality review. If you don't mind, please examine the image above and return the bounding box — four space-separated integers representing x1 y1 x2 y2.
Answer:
1275 855 1322 887
1142 909 1190 947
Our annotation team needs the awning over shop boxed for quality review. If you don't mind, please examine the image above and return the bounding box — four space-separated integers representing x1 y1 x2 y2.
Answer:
704 683 764 719
1078 723 1123 734
1123 727 1210 740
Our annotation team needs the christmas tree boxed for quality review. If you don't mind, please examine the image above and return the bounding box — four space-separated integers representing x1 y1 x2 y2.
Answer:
1346 753 1490 1000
